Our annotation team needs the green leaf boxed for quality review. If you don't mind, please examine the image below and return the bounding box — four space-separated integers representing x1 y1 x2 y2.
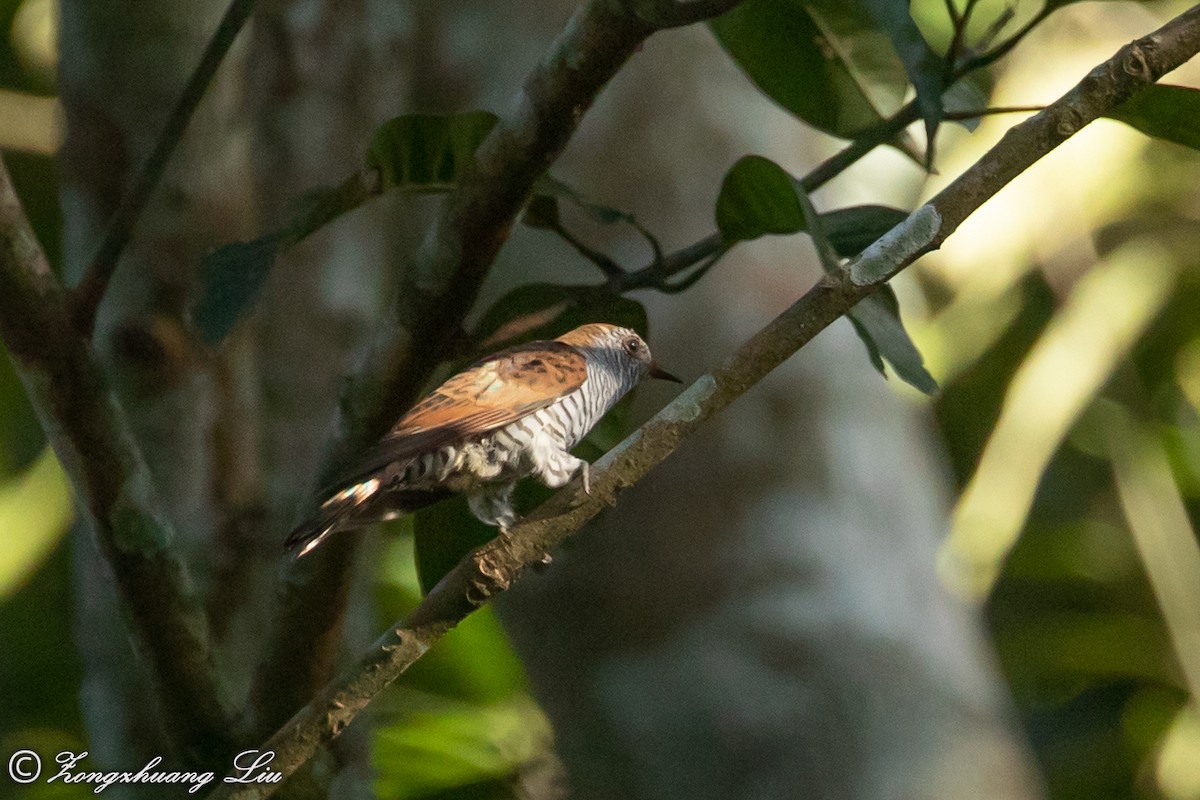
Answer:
530 175 636 227
368 111 499 190
942 73 992 132
715 155 909 255
848 286 939 394
0 448 73 599
715 155 803 243
850 0 944 159
192 235 280 344
375 536 528 703
795 175 934 394
372 701 547 800
819 204 910 256
1106 85 1200 152
521 193 561 230
710 0 910 139
794 183 843 275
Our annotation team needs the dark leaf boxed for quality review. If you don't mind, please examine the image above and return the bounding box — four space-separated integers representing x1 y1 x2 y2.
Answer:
850 0 944 160
794 183 843 275
819 204 910 256
715 155 803 243
368 111 499 190
522 193 561 230
533 175 631 226
1106 85 1200 152
716 155 909 256
413 496 498 597
796 181 934 394
710 0 910 139
192 236 279 344
848 286 939 394
942 73 992 132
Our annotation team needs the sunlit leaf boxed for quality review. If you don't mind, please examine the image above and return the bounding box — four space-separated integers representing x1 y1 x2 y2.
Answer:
372 700 550 800
0 448 73 598
710 0 910 139
1107 85 1200 153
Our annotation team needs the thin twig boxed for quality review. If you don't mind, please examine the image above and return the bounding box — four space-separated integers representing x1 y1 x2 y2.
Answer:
69 0 257 337
943 0 962 27
944 104 1045 121
962 5 1053 73
209 7 1200 796
946 0 981 71
616 100 924 293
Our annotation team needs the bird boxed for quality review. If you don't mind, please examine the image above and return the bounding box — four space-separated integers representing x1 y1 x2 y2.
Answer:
284 322 681 557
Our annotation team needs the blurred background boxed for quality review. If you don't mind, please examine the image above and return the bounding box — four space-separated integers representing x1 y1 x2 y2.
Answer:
3 0 1200 798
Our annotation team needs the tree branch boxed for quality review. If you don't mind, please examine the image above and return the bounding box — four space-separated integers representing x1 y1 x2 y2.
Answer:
0 156 242 767
248 0 747 741
211 5 1200 796
616 99 922 293
68 0 257 337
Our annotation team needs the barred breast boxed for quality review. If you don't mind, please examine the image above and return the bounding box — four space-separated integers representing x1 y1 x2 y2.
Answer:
387 368 624 495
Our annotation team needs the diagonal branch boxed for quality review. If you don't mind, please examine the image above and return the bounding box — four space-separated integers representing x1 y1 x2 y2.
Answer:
0 156 243 767
248 0 746 741
69 0 257 337
212 5 1200 795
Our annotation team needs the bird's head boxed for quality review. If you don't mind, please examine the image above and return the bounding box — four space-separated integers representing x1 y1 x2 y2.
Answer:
557 323 682 384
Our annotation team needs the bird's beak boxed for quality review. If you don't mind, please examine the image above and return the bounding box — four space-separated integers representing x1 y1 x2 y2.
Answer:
648 361 683 383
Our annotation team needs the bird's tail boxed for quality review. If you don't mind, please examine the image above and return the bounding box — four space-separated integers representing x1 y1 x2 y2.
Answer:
284 478 382 558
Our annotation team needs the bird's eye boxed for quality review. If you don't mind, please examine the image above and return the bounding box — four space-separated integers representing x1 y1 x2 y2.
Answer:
623 336 641 354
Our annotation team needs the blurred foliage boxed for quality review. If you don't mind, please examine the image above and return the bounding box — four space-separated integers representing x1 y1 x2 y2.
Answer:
2 1 86 792
926 87 1200 799
1108 85 1200 152
372 536 557 798
0 447 73 598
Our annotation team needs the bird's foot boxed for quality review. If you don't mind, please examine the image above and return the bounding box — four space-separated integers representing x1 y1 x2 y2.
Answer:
530 551 554 574
497 513 522 537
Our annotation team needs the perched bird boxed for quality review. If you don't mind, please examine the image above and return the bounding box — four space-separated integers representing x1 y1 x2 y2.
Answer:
285 323 681 557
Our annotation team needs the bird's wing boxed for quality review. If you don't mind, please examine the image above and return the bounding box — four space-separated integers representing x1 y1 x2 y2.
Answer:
330 339 587 487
